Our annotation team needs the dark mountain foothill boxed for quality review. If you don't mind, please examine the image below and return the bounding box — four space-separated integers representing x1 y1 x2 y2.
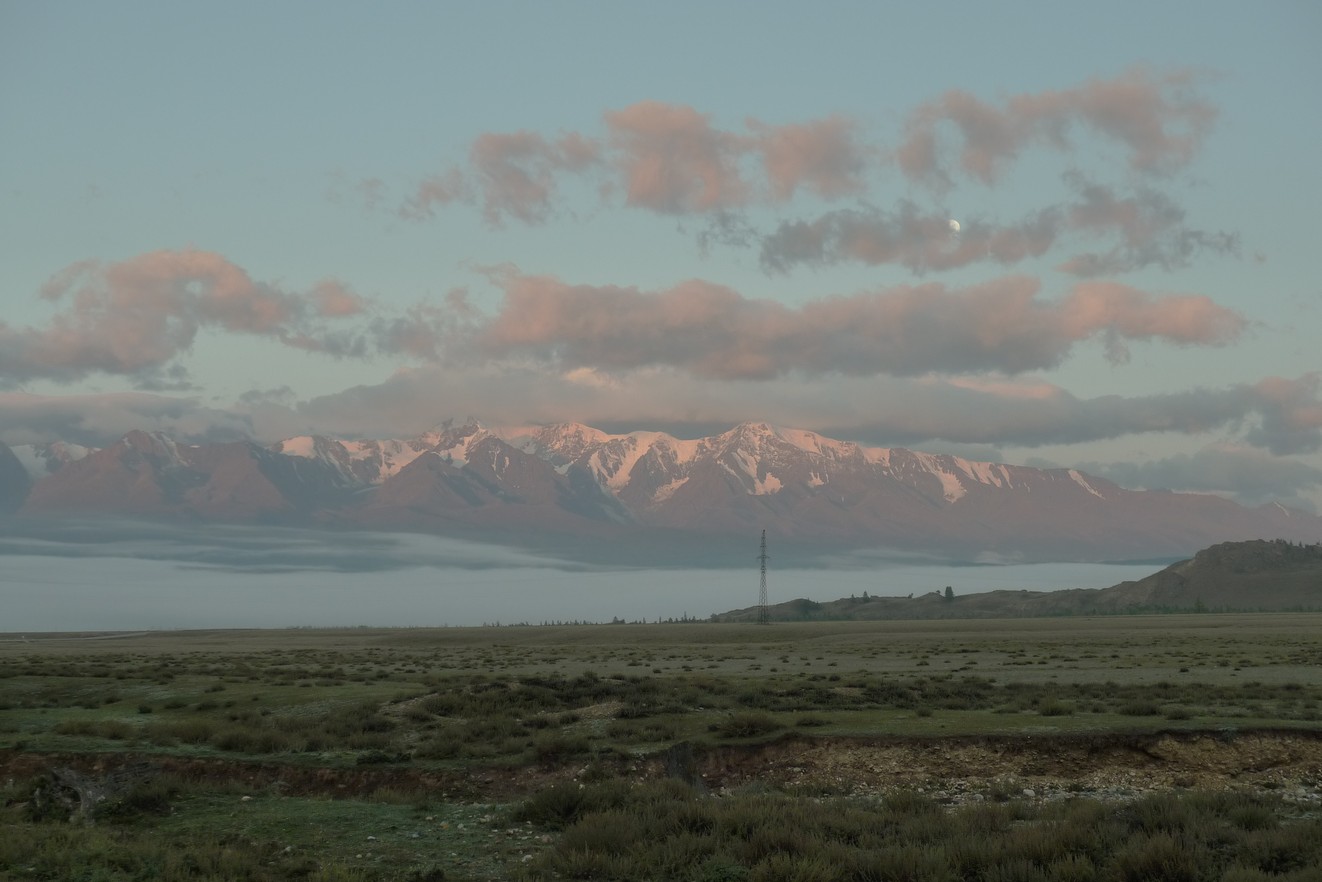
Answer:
713 539 1322 620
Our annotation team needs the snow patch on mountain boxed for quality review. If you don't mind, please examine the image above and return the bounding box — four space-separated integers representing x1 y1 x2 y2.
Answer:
345 439 432 481
1069 469 1105 499
910 451 967 502
959 459 1011 488
652 477 688 502
861 446 892 467
433 425 490 468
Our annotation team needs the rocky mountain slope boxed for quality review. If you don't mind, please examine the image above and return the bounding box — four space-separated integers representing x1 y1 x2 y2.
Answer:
7 423 1321 562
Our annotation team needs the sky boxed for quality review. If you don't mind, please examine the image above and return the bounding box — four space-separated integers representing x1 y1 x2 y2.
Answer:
3 2 1322 511
0 519 1163 630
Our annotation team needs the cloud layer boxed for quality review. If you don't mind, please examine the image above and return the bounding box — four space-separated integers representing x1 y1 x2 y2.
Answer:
381 68 1236 285
477 272 1246 378
6 253 1245 390
397 67 1214 226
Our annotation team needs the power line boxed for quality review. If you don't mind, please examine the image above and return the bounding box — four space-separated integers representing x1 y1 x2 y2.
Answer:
757 531 770 625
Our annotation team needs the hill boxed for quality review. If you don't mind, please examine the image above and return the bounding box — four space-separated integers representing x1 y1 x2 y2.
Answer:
711 539 1322 621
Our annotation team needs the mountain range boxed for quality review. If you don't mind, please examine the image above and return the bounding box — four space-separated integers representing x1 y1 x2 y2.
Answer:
3 421 1319 563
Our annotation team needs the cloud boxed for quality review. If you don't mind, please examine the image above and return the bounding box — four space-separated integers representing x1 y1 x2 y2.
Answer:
1248 374 1322 454
0 518 587 574
748 115 868 200
759 203 1060 273
271 360 1322 463
758 180 1238 275
399 169 470 221
474 271 1245 378
1056 175 1240 275
1072 445 1322 511
896 66 1216 186
0 250 377 388
11 365 1320 504
604 101 750 213
389 69 1219 250
467 131 601 225
0 250 469 388
0 391 254 447
826 375 1322 456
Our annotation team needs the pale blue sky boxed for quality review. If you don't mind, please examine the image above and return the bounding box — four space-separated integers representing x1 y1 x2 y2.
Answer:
3 1 1321 509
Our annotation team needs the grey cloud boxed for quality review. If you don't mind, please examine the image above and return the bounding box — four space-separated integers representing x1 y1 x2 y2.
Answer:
759 203 1059 273
1070 446 1322 512
0 392 255 448
0 517 593 574
756 181 1239 275
280 364 1322 459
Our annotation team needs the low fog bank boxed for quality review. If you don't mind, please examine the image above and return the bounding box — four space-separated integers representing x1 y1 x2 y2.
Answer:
0 519 1163 632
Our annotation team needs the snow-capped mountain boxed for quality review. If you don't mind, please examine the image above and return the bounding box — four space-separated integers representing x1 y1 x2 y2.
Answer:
21 430 357 519
7 421 1320 562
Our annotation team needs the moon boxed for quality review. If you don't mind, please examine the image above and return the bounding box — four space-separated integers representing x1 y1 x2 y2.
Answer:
948 219 961 233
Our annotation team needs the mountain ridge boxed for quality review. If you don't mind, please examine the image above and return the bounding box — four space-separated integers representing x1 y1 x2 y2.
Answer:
5 422 1320 563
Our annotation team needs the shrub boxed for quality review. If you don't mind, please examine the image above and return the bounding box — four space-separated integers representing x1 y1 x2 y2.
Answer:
531 733 591 764
716 713 782 739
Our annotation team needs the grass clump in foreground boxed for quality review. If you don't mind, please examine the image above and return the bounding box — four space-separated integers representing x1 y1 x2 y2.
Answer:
513 779 1322 882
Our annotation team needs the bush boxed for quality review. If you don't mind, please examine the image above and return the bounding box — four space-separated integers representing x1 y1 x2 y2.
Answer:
716 713 783 739
531 733 591 764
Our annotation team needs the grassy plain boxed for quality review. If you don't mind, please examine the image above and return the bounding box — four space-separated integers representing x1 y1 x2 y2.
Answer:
2 614 1321 880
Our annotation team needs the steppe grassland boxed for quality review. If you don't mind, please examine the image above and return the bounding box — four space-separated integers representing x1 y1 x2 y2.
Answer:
3 615 1321 881
2 615 1320 759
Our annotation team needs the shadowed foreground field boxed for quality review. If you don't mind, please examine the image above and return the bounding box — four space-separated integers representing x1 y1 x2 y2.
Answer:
2 615 1321 880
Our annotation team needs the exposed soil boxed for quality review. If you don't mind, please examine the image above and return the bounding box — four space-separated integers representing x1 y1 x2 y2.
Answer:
672 729 1322 806
5 728 1322 807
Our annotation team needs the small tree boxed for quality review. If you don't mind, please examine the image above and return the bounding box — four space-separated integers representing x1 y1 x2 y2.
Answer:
944 586 954 602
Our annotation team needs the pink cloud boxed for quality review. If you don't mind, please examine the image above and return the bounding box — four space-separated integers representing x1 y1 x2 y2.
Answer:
476 271 1246 379
399 169 470 221
1249 374 1322 453
604 101 750 213
469 130 602 225
897 67 1216 186
749 115 867 200
1 250 373 387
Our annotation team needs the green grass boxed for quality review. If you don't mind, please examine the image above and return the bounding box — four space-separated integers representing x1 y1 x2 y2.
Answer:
4 616 1322 879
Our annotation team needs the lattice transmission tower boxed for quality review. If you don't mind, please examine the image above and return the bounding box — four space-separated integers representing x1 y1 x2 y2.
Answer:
757 530 770 625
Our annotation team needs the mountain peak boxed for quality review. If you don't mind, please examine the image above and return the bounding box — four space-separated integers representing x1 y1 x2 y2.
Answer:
119 430 185 463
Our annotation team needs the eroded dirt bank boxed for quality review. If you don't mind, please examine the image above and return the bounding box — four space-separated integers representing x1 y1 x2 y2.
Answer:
676 729 1322 805
5 729 1322 806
